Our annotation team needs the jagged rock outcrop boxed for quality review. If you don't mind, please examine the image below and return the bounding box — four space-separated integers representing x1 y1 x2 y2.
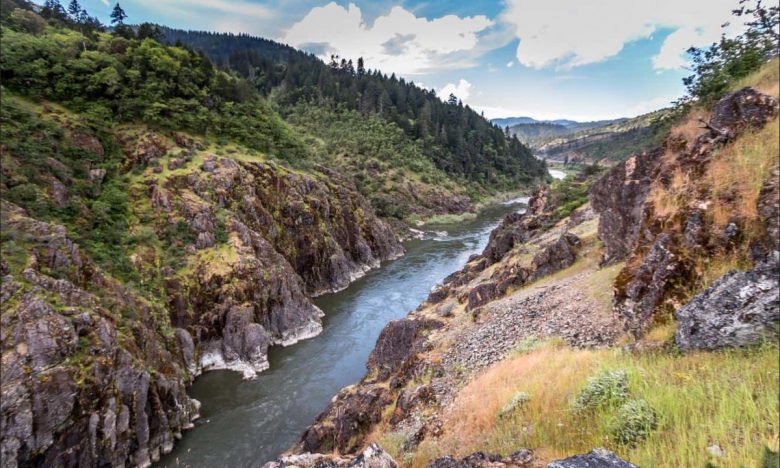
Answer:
589 147 662 265
137 145 403 377
265 443 398 468
299 317 442 453
591 87 779 335
0 202 199 468
482 186 549 264
367 318 441 382
547 448 638 468
675 261 779 351
300 384 393 454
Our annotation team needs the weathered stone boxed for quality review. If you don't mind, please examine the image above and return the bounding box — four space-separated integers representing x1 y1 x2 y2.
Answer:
676 261 779 351
708 87 779 134
590 148 661 265
367 318 434 381
428 449 534 468
547 448 638 468
300 385 392 453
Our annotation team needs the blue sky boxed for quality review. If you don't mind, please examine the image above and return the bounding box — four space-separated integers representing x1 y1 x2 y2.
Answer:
71 0 747 121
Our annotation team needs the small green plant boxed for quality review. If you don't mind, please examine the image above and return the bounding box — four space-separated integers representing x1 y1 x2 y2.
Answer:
572 369 630 411
497 391 531 419
510 336 542 356
610 399 658 446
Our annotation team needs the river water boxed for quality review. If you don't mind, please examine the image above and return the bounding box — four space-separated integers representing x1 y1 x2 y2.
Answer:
158 198 530 468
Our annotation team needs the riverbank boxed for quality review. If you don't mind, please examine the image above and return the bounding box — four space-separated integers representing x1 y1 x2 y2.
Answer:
156 198 531 467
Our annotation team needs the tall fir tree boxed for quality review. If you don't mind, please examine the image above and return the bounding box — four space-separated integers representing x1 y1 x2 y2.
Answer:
67 0 81 19
110 3 127 25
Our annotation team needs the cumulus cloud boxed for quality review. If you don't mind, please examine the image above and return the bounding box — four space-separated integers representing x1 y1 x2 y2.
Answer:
501 0 747 70
282 2 493 75
440 79 473 101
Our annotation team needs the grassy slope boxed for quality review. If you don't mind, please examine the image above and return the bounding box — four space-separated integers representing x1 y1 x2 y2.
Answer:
411 340 777 467
372 61 780 467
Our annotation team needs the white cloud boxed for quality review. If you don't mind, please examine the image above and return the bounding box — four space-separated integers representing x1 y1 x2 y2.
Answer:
440 79 472 101
501 0 747 70
282 2 493 75
506 61 514 67
623 94 678 116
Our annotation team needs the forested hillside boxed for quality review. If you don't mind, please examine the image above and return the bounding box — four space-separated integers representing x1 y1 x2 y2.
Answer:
160 28 547 193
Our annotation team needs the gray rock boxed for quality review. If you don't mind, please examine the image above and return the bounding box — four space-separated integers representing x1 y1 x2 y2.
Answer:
547 448 638 468
675 262 779 351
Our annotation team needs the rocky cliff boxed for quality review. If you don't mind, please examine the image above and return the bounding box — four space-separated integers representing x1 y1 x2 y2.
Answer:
590 87 779 336
1 202 199 467
0 98 402 467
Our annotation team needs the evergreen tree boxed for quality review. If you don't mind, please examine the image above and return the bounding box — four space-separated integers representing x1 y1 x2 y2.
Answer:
42 0 66 20
67 0 81 19
356 57 365 76
110 3 127 25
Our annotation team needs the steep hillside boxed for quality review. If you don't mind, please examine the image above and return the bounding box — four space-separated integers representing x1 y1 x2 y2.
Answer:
534 109 673 165
502 117 627 147
160 28 548 211
0 11 410 466
284 63 779 468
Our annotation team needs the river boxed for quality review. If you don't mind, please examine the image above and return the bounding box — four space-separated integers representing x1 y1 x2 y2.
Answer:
157 197 530 468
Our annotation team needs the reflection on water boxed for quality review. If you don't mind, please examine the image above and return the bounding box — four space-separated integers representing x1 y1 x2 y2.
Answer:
158 201 526 468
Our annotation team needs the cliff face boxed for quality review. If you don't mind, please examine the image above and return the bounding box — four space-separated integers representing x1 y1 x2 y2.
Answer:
1 202 199 467
0 99 402 466
590 88 779 335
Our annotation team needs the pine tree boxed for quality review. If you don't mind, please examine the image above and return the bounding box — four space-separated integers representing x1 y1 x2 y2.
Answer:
67 0 81 19
110 3 127 25
356 57 365 76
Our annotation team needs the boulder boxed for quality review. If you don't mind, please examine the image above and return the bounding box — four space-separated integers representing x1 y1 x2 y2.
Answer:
675 261 779 351
529 233 581 281
708 87 779 134
547 448 638 468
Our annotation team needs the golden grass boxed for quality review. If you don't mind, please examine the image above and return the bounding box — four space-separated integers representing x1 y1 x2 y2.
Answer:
648 166 690 219
705 117 780 228
670 109 709 146
412 342 779 468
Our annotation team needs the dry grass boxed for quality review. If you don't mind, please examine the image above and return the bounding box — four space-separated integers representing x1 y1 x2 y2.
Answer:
648 166 690 219
705 117 780 228
670 109 709 146
411 342 779 468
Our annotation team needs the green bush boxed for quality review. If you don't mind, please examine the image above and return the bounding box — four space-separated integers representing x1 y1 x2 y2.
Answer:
497 391 531 419
610 399 658 446
573 369 630 411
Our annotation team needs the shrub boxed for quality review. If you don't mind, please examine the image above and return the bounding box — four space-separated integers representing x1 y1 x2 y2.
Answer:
610 399 658 446
572 369 630 411
497 391 531 419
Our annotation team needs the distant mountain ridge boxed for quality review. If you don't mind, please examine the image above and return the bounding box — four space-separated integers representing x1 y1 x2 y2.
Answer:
491 116 626 129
